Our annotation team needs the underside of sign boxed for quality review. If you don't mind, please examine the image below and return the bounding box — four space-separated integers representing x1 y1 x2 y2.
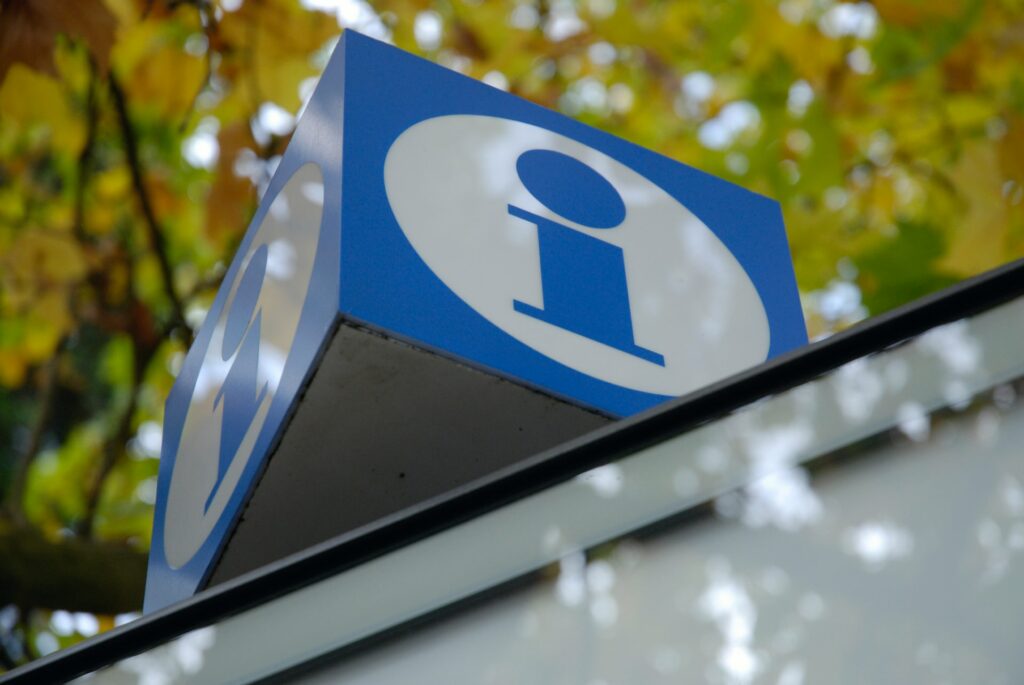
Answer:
207 319 610 584
145 30 806 612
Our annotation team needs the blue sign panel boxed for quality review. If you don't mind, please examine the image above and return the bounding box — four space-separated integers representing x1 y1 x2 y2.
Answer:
146 30 806 612
340 31 805 417
144 53 345 612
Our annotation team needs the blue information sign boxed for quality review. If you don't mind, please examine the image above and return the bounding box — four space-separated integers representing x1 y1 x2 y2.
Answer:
146 30 806 612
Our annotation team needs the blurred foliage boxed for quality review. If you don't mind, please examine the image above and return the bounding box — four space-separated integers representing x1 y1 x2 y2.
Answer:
0 0 1023 670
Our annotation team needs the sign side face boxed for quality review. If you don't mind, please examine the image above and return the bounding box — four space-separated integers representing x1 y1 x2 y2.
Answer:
144 45 346 612
339 32 806 417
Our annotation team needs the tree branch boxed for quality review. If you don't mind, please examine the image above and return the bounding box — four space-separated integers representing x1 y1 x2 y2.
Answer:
77 337 157 540
0 524 146 614
4 346 62 525
72 60 99 243
77 393 137 541
178 0 218 133
108 72 193 344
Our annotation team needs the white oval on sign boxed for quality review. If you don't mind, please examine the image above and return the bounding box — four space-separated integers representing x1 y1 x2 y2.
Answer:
163 163 324 569
383 115 770 397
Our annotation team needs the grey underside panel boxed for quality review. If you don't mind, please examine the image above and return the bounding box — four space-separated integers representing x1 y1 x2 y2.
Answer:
207 318 612 585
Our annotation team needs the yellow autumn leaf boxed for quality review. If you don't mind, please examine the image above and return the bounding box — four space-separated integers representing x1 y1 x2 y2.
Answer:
945 95 995 130
5 231 89 287
101 0 141 28
23 307 65 359
111 13 206 118
87 204 118 236
0 349 27 386
0 64 86 153
205 122 257 247
33 288 74 339
52 39 94 93
999 115 1024 186
874 0 963 26
95 167 132 200
747 4 844 86
133 47 206 118
219 0 340 111
0 185 25 225
939 141 1010 277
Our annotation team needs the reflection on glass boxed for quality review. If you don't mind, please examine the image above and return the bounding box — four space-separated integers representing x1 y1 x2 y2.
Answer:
82 294 1024 684
78 628 215 685
291 300 1024 684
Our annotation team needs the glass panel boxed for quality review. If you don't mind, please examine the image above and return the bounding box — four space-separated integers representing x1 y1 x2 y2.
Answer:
80 294 1024 684
298 388 1024 685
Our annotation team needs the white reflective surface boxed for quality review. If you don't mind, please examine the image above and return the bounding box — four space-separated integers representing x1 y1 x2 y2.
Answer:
305 405 1024 684
163 163 325 569
384 115 769 396
83 294 1024 684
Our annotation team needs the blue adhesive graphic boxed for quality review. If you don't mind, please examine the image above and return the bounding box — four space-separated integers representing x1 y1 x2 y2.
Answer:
145 64 339 611
342 30 807 416
514 149 626 228
208 244 270 512
510 150 664 366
